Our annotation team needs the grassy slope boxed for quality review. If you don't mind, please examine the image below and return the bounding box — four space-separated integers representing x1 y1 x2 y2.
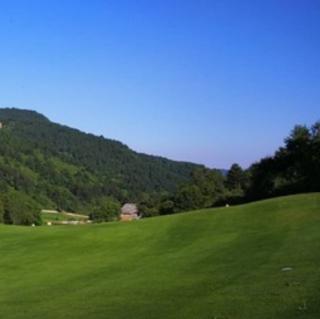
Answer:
0 194 319 319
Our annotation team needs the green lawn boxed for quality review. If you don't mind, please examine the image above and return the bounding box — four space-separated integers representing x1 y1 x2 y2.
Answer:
1 193 320 319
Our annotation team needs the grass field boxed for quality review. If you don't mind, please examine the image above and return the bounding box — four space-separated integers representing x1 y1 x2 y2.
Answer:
0 194 320 319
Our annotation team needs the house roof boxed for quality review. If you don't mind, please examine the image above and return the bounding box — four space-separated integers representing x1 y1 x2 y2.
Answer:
121 203 138 215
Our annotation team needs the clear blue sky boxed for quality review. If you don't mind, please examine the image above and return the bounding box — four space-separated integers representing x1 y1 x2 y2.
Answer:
0 0 319 168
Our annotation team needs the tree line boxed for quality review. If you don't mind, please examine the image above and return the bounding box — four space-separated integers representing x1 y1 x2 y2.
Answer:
0 108 319 225
135 121 320 217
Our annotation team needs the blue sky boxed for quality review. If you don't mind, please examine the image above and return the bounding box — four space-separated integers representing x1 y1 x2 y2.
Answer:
0 0 319 168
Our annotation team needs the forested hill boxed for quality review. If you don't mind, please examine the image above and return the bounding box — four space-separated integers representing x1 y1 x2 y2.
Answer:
0 108 201 215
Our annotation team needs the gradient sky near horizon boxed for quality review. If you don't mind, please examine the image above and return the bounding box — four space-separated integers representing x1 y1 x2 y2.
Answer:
0 0 319 168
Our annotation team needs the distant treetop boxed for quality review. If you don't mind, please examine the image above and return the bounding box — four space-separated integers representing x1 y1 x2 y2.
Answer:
0 108 49 123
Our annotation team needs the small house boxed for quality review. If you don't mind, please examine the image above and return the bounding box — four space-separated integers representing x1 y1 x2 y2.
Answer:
120 203 139 221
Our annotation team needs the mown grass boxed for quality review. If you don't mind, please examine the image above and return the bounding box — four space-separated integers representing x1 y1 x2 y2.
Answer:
0 193 320 319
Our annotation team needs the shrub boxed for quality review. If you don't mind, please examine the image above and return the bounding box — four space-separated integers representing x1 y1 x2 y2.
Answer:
89 197 120 222
2 190 42 225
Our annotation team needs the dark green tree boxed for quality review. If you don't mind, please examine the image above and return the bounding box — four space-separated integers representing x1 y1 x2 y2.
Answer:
0 198 4 223
159 199 175 215
247 121 320 199
175 185 204 211
89 197 121 222
226 164 245 191
225 163 249 203
3 190 42 225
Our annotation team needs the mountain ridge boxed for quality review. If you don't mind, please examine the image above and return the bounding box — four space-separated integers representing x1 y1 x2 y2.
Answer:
0 107 200 165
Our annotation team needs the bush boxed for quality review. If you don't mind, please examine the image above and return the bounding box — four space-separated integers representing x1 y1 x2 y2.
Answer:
89 197 120 222
0 198 4 223
2 190 42 225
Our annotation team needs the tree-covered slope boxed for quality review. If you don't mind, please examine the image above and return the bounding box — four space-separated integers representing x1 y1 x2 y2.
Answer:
0 108 201 215
0 193 319 319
